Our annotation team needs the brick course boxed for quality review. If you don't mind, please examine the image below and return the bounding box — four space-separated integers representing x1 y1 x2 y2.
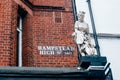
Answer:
0 0 18 66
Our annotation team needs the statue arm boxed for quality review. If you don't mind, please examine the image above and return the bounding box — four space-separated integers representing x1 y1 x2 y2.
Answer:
74 21 79 32
84 23 89 34
75 21 89 32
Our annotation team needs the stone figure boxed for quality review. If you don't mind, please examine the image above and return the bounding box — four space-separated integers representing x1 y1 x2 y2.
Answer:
72 11 96 69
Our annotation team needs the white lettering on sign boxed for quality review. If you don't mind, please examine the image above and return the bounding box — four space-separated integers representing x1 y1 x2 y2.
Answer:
38 46 74 55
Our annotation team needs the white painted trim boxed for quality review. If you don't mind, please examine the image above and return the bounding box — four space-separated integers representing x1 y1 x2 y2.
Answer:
17 16 22 67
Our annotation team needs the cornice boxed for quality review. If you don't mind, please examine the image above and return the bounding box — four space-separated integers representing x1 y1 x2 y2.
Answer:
21 0 65 11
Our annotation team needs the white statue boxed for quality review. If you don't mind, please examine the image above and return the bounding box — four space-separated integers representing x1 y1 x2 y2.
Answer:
72 11 96 69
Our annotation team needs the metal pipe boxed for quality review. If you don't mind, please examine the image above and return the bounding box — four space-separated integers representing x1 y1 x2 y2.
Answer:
17 16 22 67
72 0 78 22
87 0 101 56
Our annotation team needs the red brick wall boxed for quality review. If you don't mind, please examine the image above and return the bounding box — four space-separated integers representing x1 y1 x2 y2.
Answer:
22 14 35 66
30 0 72 11
33 0 65 6
22 0 78 67
0 0 78 67
0 0 18 66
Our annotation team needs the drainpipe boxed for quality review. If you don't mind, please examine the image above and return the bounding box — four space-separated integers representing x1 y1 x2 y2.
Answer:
72 0 78 22
17 16 22 67
87 0 101 56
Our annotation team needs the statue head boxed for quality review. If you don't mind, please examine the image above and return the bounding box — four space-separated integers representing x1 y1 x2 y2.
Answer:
77 11 85 22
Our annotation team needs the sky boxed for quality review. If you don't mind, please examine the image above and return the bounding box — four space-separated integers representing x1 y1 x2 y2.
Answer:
76 0 120 34
76 0 120 80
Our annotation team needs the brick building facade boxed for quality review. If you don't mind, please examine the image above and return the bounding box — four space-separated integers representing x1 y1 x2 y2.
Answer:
0 1 113 80
0 0 78 67
0 0 18 66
